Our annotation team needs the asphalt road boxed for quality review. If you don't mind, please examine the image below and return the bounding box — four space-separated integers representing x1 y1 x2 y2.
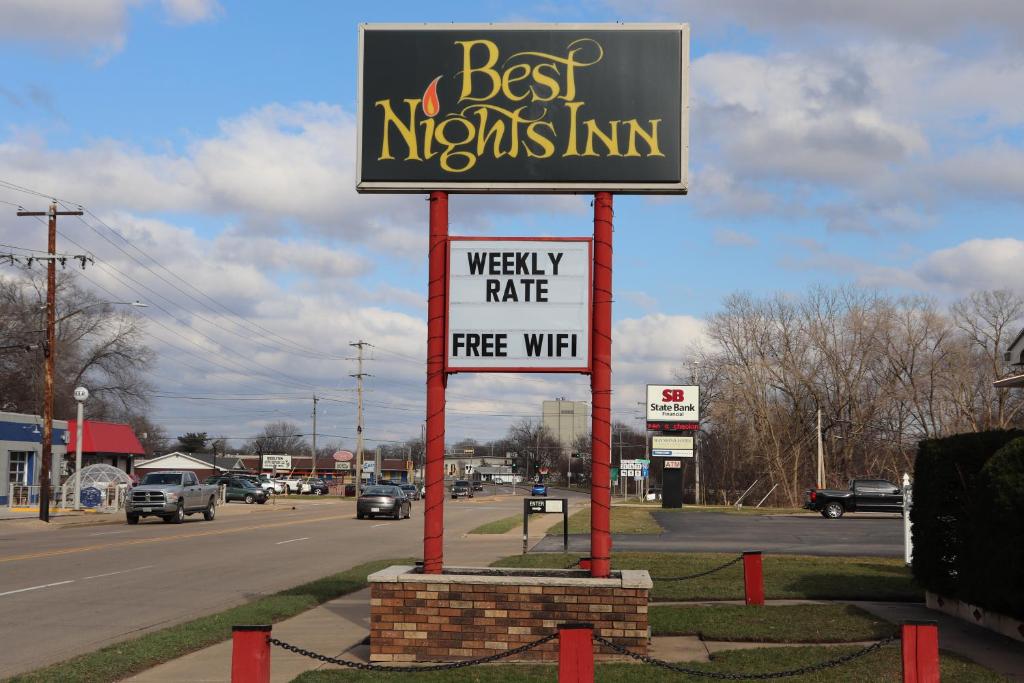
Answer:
0 486 541 678
532 508 905 556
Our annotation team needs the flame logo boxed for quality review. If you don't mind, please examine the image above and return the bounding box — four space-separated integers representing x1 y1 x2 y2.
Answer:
421 76 442 117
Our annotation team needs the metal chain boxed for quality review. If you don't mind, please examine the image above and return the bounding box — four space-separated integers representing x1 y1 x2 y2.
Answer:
593 633 899 680
268 632 557 673
652 554 744 581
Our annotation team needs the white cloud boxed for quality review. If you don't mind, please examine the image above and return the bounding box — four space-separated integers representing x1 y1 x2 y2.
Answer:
160 0 221 24
914 238 1024 292
0 0 220 60
605 0 1024 44
0 0 132 59
712 228 758 247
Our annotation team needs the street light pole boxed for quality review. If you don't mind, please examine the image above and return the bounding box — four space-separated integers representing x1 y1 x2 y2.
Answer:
73 387 89 510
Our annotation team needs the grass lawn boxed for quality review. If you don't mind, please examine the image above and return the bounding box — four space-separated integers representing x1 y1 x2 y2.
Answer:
650 604 898 642
546 506 661 535
493 552 922 602
470 514 522 534
8 558 413 683
613 503 808 515
292 645 1000 682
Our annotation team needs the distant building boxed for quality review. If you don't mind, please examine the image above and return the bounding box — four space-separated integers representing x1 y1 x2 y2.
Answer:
542 400 589 452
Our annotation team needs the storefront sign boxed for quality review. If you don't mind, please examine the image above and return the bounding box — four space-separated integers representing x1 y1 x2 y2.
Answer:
664 460 682 469
652 436 693 450
263 454 292 469
334 462 352 471
647 385 699 425
358 24 689 193
447 237 591 372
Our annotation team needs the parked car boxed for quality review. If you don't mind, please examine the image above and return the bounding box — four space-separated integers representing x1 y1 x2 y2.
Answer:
472 481 484 491
125 471 219 524
236 473 281 495
299 478 329 495
531 483 548 496
645 487 662 502
279 477 303 494
400 483 421 501
804 479 904 518
206 476 269 504
356 485 412 520
450 480 473 499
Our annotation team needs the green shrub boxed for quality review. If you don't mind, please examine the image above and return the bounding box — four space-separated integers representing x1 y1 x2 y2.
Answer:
966 438 1024 618
911 429 1024 618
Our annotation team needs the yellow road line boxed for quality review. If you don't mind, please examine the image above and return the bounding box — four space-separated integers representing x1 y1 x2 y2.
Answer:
0 512 353 565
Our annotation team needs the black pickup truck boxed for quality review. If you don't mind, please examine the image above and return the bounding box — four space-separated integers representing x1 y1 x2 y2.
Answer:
804 479 903 518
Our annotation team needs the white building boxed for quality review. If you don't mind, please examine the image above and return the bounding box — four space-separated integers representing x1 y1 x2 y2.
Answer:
542 400 589 452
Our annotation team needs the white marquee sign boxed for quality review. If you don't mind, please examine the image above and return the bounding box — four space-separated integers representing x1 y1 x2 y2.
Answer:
447 238 592 372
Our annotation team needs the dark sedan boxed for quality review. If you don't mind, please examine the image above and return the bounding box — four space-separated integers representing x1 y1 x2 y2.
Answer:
205 476 268 504
400 483 421 501
356 485 412 520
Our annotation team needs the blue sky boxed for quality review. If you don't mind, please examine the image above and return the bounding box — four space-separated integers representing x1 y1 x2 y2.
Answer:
1 0 1022 447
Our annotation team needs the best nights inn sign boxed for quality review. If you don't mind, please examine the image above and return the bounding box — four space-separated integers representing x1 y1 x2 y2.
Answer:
357 24 689 194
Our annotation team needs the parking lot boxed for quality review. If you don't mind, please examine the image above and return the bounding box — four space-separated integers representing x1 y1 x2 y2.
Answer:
532 508 905 557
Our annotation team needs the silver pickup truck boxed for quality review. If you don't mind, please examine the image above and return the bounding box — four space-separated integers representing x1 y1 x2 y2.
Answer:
125 471 219 524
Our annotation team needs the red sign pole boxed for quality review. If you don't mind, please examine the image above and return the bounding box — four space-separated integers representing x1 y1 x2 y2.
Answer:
590 192 614 578
423 191 448 574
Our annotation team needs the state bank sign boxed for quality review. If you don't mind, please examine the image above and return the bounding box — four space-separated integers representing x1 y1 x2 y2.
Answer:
447 237 591 372
357 24 689 193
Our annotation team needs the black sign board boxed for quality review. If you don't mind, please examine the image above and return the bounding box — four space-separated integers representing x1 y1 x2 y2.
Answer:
358 24 689 194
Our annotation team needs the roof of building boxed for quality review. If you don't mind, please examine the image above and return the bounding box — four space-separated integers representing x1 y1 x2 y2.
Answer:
135 451 229 471
67 420 144 455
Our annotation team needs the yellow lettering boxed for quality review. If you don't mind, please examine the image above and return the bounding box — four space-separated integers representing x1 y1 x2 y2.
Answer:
472 107 508 159
435 117 478 172
501 63 532 102
530 63 560 102
419 117 438 159
525 121 556 158
456 39 501 102
375 98 421 161
583 120 620 157
563 101 585 156
624 119 664 157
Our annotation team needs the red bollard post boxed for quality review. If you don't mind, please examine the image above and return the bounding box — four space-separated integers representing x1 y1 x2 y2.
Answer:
558 623 595 683
579 557 592 571
231 625 271 683
743 551 765 606
902 622 940 683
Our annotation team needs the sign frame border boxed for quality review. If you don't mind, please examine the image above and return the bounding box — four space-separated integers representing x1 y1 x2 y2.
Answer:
445 236 594 374
646 383 700 425
356 22 690 194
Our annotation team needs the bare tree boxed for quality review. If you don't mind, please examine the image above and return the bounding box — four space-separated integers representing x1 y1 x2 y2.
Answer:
246 421 308 455
0 268 154 420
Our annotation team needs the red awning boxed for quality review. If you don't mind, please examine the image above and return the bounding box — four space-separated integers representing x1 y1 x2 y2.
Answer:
66 420 145 456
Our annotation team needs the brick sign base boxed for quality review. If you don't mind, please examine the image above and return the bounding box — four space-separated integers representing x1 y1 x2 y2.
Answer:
368 566 652 663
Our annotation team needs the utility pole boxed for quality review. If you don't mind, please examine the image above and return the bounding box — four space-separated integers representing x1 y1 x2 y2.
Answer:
349 341 371 498
816 409 824 489
310 394 319 478
17 202 84 522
